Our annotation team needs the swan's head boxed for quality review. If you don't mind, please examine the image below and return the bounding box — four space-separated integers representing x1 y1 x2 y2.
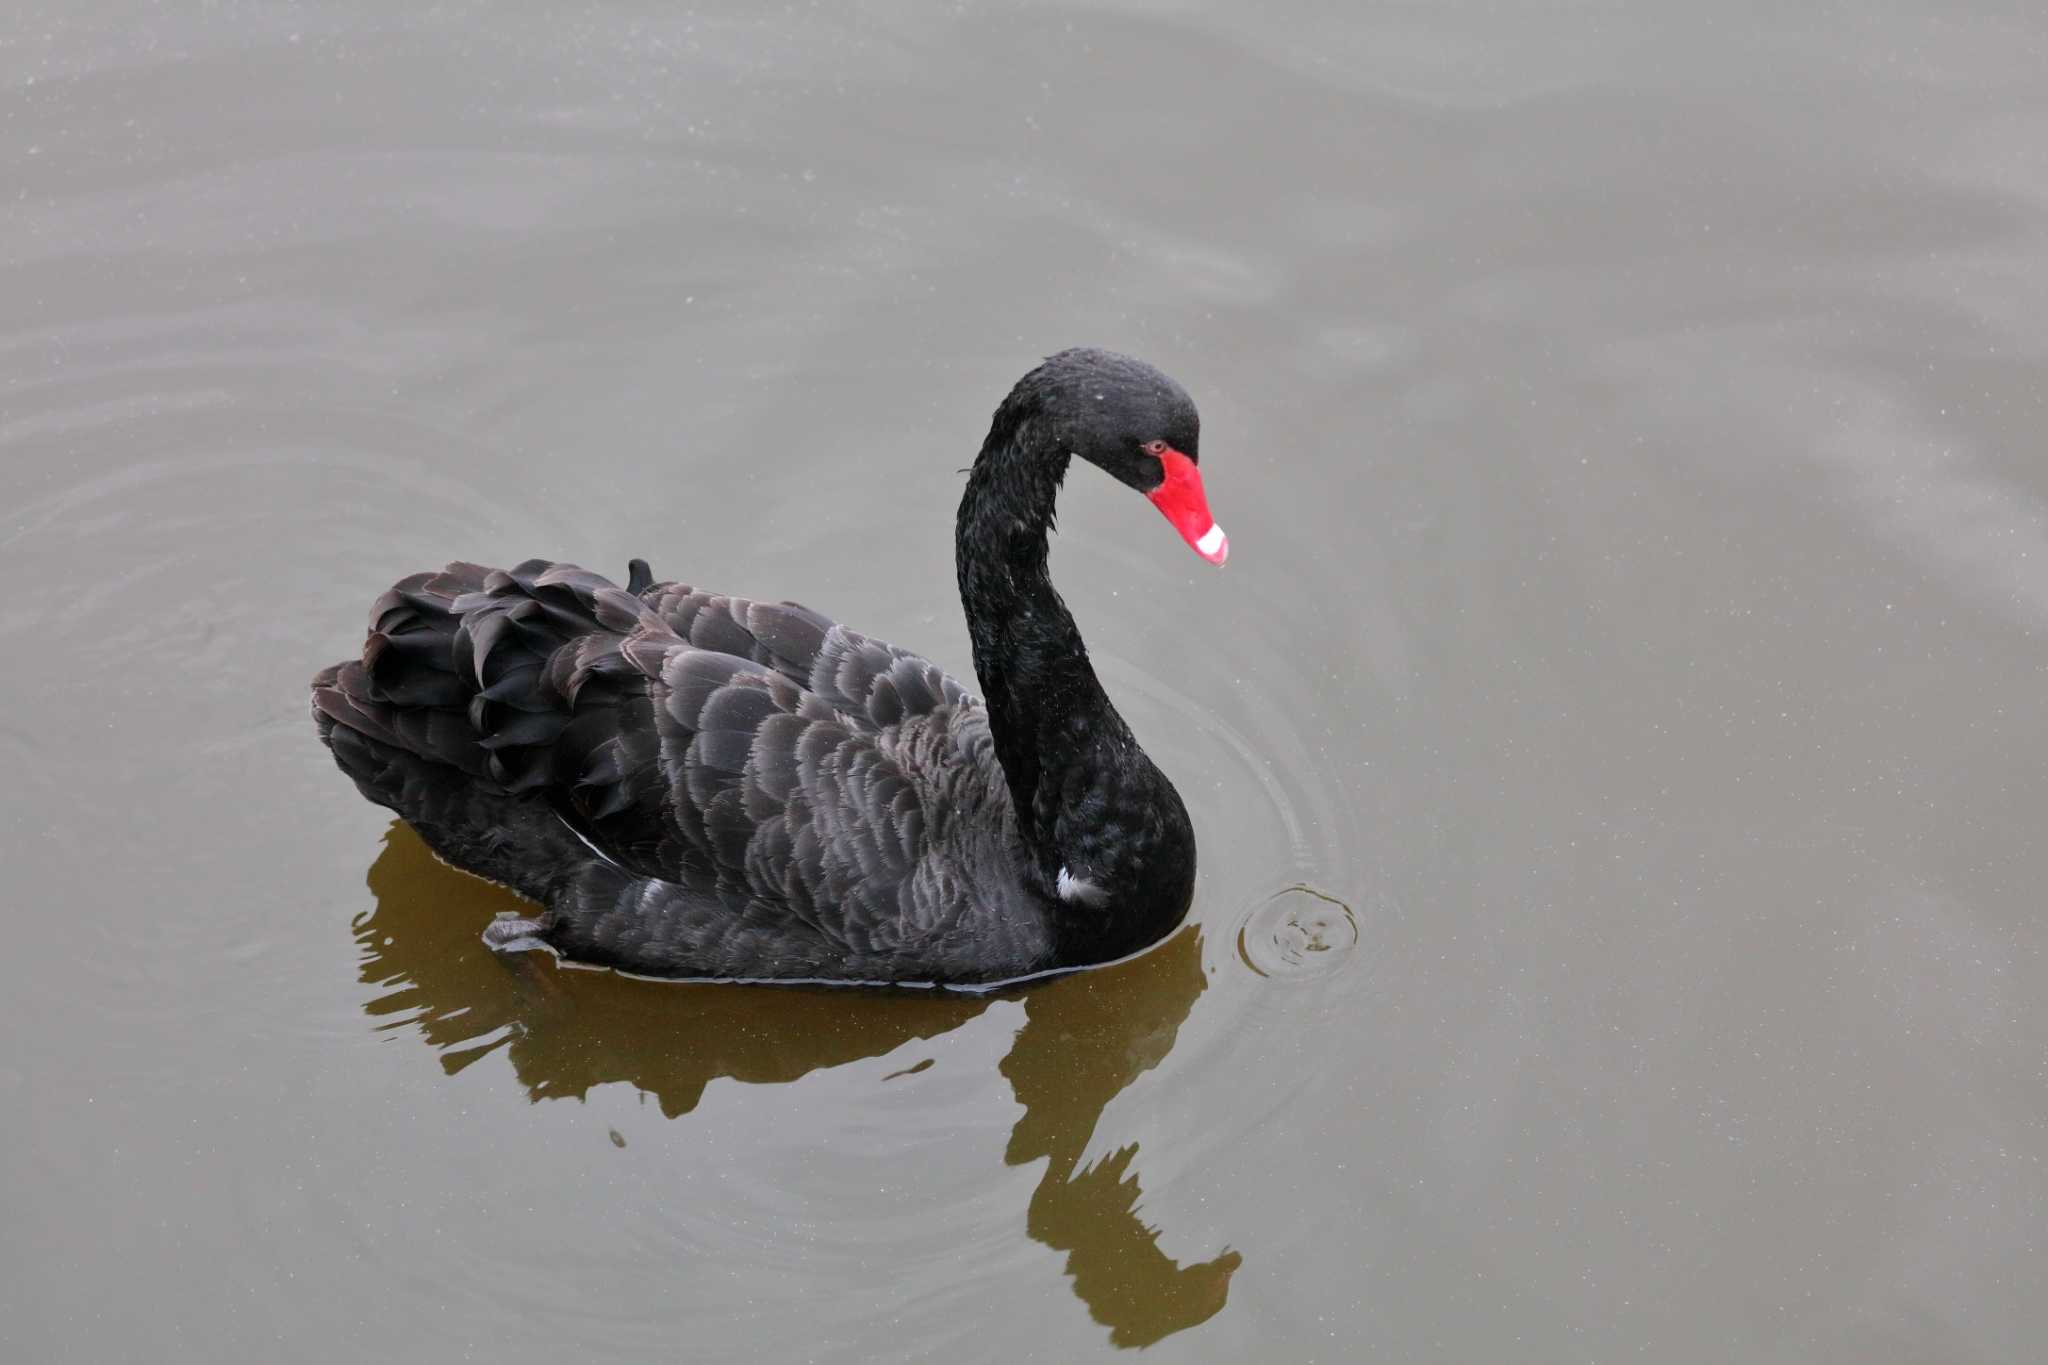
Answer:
1016 348 1228 566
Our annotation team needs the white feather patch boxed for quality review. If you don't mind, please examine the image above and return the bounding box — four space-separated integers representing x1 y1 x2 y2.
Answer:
555 809 623 868
1056 866 1109 907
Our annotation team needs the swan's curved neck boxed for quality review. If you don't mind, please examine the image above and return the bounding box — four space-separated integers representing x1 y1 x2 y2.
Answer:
955 413 1120 858
953 404 1197 949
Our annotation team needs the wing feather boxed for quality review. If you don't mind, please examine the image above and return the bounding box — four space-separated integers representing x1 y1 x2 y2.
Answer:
325 557 1008 971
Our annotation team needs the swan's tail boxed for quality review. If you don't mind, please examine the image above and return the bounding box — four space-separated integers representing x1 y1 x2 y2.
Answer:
311 560 496 794
310 559 652 898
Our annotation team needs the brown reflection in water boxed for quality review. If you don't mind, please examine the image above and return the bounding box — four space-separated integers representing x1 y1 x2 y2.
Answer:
356 822 1240 1347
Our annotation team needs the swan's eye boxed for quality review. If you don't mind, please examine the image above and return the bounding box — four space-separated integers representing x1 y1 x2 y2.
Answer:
1142 439 1168 456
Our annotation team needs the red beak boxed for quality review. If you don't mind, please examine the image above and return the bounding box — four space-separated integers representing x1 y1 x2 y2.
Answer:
1146 448 1229 565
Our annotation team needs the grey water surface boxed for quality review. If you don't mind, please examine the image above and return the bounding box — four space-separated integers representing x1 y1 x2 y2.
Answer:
4 2 2046 1361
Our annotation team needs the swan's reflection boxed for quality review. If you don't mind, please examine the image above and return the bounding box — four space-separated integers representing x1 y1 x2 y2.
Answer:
356 822 1239 1347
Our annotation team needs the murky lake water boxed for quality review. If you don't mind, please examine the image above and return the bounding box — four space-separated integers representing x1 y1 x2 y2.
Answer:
6 3 2047 1360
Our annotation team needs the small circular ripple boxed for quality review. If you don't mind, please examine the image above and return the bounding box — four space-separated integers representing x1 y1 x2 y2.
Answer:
1235 885 1359 982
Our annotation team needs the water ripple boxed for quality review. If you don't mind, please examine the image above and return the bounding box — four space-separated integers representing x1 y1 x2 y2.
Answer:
1234 884 1360 982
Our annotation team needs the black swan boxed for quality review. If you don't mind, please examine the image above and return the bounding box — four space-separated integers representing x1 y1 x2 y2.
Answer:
311 349 1227 985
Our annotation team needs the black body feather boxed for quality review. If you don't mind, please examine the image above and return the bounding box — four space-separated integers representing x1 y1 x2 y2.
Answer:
311 350 1203 984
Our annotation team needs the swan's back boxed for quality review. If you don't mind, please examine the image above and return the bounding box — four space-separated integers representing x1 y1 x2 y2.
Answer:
312 560 1053 982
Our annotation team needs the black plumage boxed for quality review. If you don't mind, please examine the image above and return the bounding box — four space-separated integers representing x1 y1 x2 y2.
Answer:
311 349 1219 984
